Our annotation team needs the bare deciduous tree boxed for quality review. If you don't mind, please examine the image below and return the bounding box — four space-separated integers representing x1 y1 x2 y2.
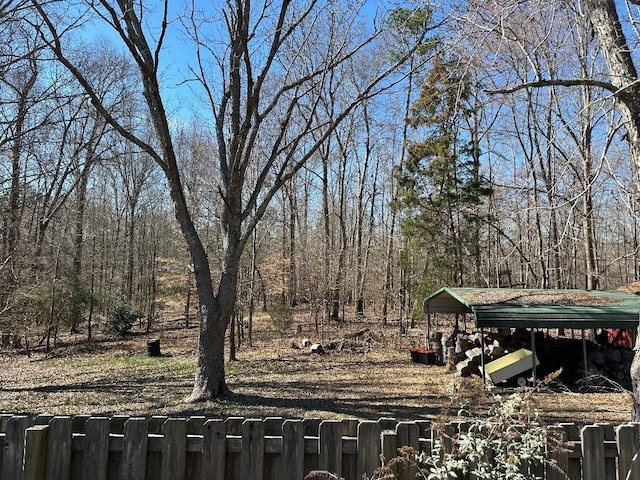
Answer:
30 0 427 400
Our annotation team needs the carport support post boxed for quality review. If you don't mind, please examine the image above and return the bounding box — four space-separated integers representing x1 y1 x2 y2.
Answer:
480 327 486 387
530 329 537 385
425 313 431 348
582 329 588 386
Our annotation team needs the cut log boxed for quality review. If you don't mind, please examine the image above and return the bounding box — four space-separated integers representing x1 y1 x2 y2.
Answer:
455 337 471 354
587 351 605 366
343 328 369 340
467 333 482 346
488 344 504 357
456 359 473 377
604 348 622 363
465 347 483 362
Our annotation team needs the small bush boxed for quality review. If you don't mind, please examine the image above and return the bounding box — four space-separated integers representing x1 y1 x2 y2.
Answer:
268 301 294 333
355 382 559 480
394 383 551 480
105 304 142 337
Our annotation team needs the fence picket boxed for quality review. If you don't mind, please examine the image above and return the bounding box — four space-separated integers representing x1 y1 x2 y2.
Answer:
109 415 128 434
560 423 582 480
357 420 381 479
1 415 32 480
0 433 4 478
121 418 148 480
263 417 284 480
319 420 342 477
381 431 398 476
83 417 110 480
149 416 169 434
618 424 640 480
187 416 206 435
224 417 243 478
280 420 304 480
597 423 617 480
201 419 226 480
72 415 90 433
547 425 569 480
33 415 53 427
341 419 359 480
23 426 48 480
161 418 186 480
396 422 419 480
582 425 605 480
0 414 12 432
240 419 264 479
45 416 72 479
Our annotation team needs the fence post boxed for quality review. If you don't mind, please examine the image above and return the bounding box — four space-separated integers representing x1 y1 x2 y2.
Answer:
201 419 226 480
1 415 32 480
357 420 381 479
121 418 148 480
240 419 264 479
83 417 110 480
581 425 605 480
23 426 48 480
162 418 186 480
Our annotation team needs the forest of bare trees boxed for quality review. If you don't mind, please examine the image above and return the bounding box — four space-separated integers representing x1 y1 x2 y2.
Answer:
3 0 640 400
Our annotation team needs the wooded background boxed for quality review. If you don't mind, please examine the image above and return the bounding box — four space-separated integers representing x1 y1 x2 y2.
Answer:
2 0 639 344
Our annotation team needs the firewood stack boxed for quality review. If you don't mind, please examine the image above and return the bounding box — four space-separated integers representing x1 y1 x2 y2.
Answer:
446 328 634 388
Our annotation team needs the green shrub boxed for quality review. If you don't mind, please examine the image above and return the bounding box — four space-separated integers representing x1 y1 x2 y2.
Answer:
105 304 142 337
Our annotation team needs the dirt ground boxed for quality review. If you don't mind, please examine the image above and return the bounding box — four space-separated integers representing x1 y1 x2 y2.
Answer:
0 314 633 426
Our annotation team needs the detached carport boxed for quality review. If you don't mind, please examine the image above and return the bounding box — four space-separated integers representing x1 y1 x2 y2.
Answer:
423 287 640 385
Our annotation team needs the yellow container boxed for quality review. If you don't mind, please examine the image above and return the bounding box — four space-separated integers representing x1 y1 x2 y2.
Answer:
484 348 539 384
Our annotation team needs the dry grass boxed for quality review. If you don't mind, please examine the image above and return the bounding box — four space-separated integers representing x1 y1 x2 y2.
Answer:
0 313 633 425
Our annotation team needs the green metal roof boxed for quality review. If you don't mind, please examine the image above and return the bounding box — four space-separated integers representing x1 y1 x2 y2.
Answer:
422 287 640 329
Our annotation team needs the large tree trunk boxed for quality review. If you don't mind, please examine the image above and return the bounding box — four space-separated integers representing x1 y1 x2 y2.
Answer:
187 241 234 401
585 0 640 420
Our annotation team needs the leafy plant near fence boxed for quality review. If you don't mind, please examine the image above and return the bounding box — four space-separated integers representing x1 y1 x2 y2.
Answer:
308 381 561 480
410 380 561 480
421 390 547 479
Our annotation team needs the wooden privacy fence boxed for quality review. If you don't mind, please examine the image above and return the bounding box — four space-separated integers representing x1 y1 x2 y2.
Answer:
2 414 640 480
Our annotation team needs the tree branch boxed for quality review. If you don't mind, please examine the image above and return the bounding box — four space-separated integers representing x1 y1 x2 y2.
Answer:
486 78 629 97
